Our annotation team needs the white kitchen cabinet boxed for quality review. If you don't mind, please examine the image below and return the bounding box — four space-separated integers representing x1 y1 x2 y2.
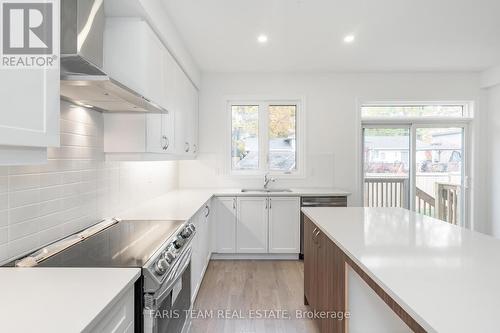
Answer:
0 69 59 149
190 202 212 302
268 197 300 253
104 18 165 109
85 285 134 333
236 197 268 253
103 112 175 159
0 2 60 165
102 17 199 161
186 81 199 155
214 197 237 253
213 196 300 255
174 65 189 155
146 112 175 153
162 50 177 114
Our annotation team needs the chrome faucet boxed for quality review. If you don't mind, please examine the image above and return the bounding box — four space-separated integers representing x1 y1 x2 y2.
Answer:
263 173 276 189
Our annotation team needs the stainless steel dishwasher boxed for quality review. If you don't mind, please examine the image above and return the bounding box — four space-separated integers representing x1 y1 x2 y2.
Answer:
299 196 347 259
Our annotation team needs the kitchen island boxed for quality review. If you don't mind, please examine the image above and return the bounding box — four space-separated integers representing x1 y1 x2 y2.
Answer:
301 207 500 333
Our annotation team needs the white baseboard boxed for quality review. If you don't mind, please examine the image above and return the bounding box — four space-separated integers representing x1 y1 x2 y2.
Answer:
211 253 299 260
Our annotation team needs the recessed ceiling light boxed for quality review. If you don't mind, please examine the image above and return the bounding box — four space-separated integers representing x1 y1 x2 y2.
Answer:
343 34 355 43
257 34 268 44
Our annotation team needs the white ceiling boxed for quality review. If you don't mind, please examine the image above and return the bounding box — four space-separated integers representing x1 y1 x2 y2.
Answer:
161 0 500 73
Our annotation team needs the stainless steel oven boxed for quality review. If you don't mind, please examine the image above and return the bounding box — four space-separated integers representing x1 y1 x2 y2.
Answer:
14 219 197 333
143 245 192 333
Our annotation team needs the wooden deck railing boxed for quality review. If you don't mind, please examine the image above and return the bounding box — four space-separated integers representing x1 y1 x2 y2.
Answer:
435 183 460 225
364 177 408 208
416 187 435 217
364 177 460 224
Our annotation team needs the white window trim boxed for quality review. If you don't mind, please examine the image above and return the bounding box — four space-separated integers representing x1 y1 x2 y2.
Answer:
361 100 475 121
358 100 474 228
226 97 306 178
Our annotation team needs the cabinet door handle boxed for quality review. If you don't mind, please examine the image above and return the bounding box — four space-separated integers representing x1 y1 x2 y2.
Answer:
269 198 271 209
204 205 210 218
313 229 321 244
184 142 190 152
193 144 198 154
265 198 268 209
312 227 318 239
232 198 236 210
161 135 169 150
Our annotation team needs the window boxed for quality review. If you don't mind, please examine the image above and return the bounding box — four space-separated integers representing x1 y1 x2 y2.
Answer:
231 105 259 170
361 104 470 118
230 100 301 175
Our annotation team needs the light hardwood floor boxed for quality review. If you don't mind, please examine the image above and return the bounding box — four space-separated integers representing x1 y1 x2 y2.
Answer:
188 260 320 333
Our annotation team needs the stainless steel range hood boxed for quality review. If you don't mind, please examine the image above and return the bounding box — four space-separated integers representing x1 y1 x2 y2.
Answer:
60 0 165 113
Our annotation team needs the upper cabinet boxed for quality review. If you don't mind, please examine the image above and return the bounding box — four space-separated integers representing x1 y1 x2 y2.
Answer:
102 18 198 160
0 1 60 165
103 18 165 110
174 65 199 156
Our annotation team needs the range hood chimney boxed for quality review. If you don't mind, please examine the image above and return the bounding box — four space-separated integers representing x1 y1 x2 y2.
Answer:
60 0 165 113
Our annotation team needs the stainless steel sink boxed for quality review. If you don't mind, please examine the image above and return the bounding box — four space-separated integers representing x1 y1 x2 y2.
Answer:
241 188 293 193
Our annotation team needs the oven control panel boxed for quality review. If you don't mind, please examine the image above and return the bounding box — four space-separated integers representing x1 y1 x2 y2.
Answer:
149 223 196 279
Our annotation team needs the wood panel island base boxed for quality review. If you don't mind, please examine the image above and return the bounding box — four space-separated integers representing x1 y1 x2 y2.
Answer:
304 215 425 333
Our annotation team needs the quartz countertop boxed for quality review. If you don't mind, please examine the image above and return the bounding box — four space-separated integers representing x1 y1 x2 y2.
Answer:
301 207 500 333
0 267 140 333
119 188 350 221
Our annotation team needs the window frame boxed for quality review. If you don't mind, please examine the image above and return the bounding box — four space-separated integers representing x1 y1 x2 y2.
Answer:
361 100 474 121
226 97 305 178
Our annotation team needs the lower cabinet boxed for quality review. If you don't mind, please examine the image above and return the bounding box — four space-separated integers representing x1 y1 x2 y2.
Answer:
236 197 268 253
190 201 212 302
268 197 300 253
214 196 300 255
214 197 237 253
86 286 135 333
304 216 345 333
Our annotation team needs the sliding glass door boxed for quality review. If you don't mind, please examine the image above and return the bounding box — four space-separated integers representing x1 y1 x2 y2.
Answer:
363 124 467 226
414 127 464 225
363 127 410 209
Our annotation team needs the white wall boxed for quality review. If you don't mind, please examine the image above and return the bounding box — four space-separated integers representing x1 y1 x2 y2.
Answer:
485 85 500 237
179 72 486 229
0 101 178 265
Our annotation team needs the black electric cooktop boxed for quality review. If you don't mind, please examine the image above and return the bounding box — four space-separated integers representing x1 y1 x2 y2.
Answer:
37 220 184 268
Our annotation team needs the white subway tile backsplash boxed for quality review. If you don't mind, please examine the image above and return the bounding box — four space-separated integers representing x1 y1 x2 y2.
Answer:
37 212 64 230
7 233 39 259
39 185 64 201
0 227 7 245
10 174 40 191
9 218 39 241
39 173 63 187
0 244 8 263
0 210 7 227
9 189 40 208
0 193 7 210
0 102 179 265
39 199 63 216
9 204 39 225
0 177 8 193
